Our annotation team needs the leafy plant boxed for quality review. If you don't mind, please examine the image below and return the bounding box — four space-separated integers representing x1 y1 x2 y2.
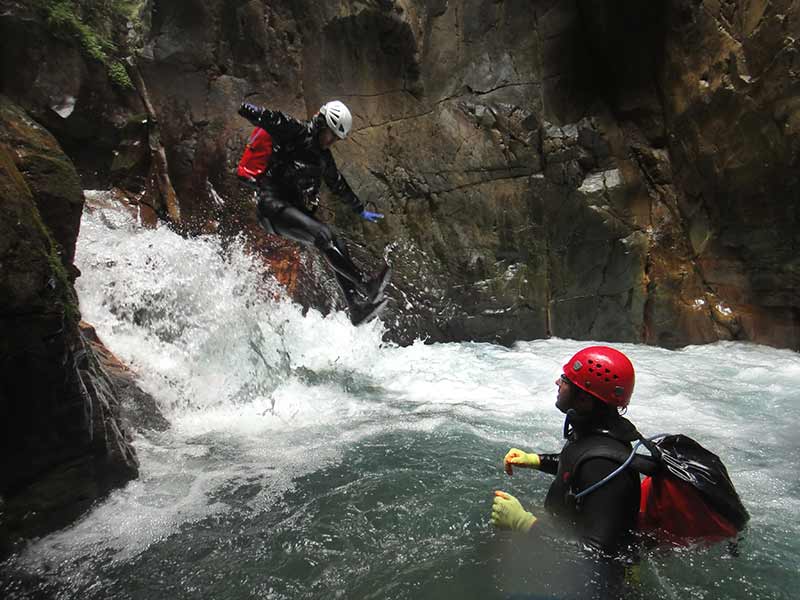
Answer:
34 0 143 90
108 60 133 89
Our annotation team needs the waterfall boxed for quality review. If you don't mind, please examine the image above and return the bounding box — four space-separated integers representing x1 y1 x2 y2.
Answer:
1 195 797 600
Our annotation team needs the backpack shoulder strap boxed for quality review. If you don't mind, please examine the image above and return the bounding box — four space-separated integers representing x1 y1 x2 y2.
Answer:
570 436 660 501
574 445 659 477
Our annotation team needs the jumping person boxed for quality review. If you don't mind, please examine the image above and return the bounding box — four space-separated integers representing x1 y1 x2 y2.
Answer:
237 99 391 325
491 346 642 597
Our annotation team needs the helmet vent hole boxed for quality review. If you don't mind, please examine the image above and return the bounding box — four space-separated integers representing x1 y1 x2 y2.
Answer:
605 377 610 382
605 368 610 373
613 374 618 379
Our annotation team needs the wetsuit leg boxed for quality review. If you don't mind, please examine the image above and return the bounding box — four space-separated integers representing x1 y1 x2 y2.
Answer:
256 205 277 236
256 188 368 297
318 231 367 290
330 236 361 306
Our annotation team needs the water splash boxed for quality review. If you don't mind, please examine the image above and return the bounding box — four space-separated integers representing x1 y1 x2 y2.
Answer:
2 196 797 600
75 194 387 420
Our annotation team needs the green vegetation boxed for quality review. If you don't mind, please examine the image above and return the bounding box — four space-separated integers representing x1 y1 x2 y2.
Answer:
28 201 82 326
46 241 82 327
34 0 144 90
107 61 133 89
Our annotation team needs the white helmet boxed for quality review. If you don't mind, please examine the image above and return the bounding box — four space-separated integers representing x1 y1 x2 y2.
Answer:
319 100 352 139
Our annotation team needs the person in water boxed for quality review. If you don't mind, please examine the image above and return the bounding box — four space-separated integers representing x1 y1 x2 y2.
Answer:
237 99 391 325
491 345 642 596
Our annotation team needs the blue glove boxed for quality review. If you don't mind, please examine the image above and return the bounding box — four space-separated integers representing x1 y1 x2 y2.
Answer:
360 209 384 223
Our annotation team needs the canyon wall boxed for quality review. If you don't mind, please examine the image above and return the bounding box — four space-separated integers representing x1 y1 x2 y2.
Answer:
0 95 139 554
1 0 797 552
127 0 799 346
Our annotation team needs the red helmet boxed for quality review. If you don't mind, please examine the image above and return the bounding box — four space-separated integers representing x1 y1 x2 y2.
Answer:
562 346 635 408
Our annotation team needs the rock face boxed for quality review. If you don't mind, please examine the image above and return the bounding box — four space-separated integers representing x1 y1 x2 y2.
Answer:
655 0 800 347
1 0 797 350
80 321 170 433
0 0 796 554
0 96 139 556
120 0 797 348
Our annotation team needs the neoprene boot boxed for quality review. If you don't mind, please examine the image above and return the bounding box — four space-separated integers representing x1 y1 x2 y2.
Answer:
364 265 392 303
349 298 389 326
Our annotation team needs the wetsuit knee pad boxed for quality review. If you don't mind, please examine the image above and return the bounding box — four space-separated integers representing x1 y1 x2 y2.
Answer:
257 195 286 220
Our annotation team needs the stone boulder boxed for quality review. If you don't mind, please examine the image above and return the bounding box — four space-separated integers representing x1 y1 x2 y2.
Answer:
0 95 84 270
80 321 170 433
0 97 138 556
0 1 150 187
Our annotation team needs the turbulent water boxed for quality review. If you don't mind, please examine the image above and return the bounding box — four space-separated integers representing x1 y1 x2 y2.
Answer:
2 196 799 599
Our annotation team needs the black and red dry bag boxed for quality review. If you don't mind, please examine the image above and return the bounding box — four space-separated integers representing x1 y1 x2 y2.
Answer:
637 434 749 545
573 432 749 546
237 127 273 185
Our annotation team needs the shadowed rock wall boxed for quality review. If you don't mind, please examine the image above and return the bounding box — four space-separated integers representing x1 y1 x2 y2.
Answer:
0 0 796 551
127 0 798 347
655 0 800 346
1 0 797 349
0 95 139 556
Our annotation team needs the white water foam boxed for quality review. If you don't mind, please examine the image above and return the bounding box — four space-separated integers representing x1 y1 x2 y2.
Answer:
9 197 798 600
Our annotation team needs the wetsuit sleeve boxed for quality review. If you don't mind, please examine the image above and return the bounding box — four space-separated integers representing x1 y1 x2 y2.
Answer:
573 457 640 555
322 149 364 213
238 102 307 143
538 453 560 475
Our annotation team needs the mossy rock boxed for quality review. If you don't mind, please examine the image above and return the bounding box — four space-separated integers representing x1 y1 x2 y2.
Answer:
0 144 75 323
31 0 140 89
1 136 136 557
16 153 82 203
0 96 62 153
0 95 84 266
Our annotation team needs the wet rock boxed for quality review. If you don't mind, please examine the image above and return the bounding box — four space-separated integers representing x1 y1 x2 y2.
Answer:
80 321 170 433
4 0 798 350
0 99 138 557
0 95 84 270
0 3 149 189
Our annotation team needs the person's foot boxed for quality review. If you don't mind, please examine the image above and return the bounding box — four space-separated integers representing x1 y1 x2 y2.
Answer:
350 298 389 326
364 265 392 304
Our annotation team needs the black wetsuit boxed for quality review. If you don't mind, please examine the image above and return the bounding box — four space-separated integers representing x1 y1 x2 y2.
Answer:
237 102 368 307
535 417 642 599
540 433 640 555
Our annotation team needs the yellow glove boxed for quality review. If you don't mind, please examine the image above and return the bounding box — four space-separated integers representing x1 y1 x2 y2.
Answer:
491 491 537 532
625 564 641 588
503 448 540 475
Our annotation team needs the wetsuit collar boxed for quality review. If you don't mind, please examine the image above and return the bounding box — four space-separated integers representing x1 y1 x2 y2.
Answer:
563 409 640 442
563 408 592 439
